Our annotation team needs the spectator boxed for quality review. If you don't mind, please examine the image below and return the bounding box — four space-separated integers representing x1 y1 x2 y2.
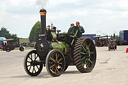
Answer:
76 21 85 34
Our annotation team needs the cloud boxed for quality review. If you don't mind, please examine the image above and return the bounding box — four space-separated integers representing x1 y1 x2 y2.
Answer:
115 0 128 9
120 11 128 18
47 0 83 8
1 0 128 37
9 0 21 5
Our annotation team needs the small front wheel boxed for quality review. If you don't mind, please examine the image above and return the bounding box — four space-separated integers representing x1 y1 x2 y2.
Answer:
24 50 43 76
46 50 65 77
19 46 25 51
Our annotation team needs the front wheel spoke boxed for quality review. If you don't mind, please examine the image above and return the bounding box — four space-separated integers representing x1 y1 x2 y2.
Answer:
32 66 34 73
28 66 32 71
31 54 33 60
50 64 55 69
51 66 55 72
56 53 58 61
34 66 37 72
59 63 62 65
58 58 62 62
56 67 59 73
49 61 53 64
36 65 39 70
34 54 38 60
50 57 56 62
27 65 31 67
33 66 36 73
28 56 32 60
27 61 31 63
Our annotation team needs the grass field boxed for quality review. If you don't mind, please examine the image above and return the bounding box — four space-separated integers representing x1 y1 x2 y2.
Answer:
14 47 34 50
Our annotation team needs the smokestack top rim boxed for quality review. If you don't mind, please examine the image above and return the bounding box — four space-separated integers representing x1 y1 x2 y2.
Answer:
40 9 47 12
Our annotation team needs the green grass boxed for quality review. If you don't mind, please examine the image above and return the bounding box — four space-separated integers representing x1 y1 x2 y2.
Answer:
14 47 35 50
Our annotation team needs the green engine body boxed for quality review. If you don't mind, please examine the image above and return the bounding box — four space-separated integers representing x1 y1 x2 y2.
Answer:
50 30 69 55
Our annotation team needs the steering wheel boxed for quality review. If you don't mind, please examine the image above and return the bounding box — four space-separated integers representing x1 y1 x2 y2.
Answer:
68 26 80 48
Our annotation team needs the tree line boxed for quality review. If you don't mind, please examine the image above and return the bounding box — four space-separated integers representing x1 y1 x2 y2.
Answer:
29 21 41 42
0 27 18 43
0 21 42 44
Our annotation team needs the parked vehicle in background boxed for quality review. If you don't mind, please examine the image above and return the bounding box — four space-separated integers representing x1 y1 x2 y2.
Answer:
0 37 7 49
119 30 128 45
29 42 36 47
21 42 30 47
82 34 96 44
94 35 108 47
0 37 24 52
108 39 117 51
0 37 15 52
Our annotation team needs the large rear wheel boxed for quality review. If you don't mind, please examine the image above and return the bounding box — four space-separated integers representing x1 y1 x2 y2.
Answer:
74 37 96 73
24 50 43 76
46 50 65 77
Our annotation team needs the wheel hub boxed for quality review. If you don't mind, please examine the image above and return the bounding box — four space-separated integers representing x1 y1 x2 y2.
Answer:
55 61 59 66
85 51 90 57
30 61 40 66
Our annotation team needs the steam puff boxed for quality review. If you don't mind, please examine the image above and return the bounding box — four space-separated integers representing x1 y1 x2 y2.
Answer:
36 0 49 8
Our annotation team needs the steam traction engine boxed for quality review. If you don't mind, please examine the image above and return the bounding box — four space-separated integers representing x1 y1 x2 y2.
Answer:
24 9 97 77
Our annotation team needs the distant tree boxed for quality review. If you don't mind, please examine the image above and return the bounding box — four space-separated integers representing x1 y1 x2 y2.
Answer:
0 27 11 38
0 27 18 44
29 21 41 42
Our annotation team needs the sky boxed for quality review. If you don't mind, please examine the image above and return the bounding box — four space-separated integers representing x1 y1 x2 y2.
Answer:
0 0 128 38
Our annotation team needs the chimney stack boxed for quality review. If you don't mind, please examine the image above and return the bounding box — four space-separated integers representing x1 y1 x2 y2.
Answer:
40 9 47 37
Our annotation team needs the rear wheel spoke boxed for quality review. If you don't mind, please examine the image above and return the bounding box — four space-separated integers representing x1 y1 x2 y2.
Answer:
90 52 94 55
87 59 93 63
82 45 86 52
80 52 86 55
86 43 91 50
81 56 86 60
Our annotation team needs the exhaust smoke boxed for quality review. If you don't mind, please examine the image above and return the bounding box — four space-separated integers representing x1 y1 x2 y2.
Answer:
36 0 49 8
